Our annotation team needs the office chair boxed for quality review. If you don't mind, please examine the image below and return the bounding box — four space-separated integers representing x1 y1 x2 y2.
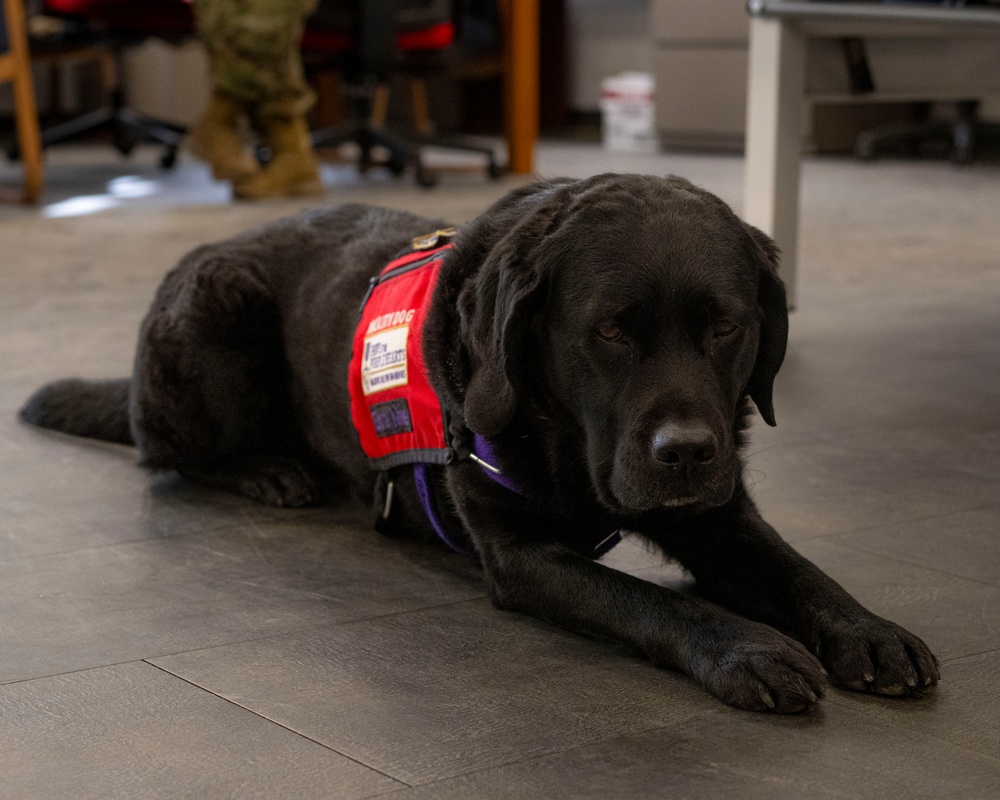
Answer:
849 0 1000 163
856 99 1000 164
15 0 194 168
304 0 502 187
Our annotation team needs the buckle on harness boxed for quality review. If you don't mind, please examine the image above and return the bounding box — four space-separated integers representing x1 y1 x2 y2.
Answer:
412 227 457 250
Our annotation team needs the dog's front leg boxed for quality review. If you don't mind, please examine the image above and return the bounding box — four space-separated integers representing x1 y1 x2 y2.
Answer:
452 483 826 712
645 490 940 698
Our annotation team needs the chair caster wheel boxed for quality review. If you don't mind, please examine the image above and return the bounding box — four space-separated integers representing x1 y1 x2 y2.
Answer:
854 143 876 162
416 165 438 188
113 131 136 157
387 156 407 176
159 146 178 170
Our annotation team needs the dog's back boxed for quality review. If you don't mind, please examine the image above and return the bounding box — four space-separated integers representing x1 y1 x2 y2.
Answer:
19 204 446 497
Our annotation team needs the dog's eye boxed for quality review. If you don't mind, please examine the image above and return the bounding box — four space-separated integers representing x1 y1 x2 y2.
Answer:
712 320 738 338
596 322 624 343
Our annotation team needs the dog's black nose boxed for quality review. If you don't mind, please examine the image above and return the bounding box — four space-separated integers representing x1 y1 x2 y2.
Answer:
652 423 717 467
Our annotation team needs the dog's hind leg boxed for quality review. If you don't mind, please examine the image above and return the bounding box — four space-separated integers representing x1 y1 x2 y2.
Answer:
130 249 319 507
178 454 320 507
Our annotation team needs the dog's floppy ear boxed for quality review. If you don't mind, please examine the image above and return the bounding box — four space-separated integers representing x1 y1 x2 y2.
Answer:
423 178 578 438
459 238 547 437
743 223 789 427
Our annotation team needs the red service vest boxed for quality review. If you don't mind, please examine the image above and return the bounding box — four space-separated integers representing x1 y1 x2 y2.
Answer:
348 243 452 471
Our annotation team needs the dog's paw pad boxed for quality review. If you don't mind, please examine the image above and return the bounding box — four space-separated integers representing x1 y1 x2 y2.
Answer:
816 615 940 697
696 624 827 714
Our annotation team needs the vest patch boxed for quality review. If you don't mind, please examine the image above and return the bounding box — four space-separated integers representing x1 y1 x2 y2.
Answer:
349 244 452 471
361 324 410 395
370 398 413 437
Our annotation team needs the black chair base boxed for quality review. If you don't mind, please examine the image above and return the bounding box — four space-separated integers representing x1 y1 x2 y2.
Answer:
312 121 504 188
414 131 505 179
312 119 438 186
855 100 1000 165
9 96 185 169
311 88 503 187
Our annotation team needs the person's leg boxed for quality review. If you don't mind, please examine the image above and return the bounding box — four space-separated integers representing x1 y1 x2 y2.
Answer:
189 91 260 181
230 0 322 199
191 0 321 196
190 0 261 181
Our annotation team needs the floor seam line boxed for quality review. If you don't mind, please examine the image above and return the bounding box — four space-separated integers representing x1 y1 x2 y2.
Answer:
361 706 728 794
143 659 413 789
940 646 1000 663
825 693 1000 764
782 499 1000 549
142 595 489 664
807 537 1000 589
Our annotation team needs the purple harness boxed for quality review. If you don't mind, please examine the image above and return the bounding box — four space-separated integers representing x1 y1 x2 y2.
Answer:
410 435 621 560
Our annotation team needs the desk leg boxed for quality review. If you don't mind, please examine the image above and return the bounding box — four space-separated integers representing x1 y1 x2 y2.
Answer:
744 16 806 308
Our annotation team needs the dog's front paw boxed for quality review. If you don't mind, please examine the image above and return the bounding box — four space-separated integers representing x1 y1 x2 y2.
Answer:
692 621 827 713
814 613 940 697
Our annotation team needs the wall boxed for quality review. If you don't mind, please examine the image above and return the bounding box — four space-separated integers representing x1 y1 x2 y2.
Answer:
123 39 209 126
566 0 652 112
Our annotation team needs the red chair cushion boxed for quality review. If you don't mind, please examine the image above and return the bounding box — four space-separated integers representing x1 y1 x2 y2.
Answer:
300 28 352 53
301 21 453 54
43 1 451 52
43 0 194 36
397 21 453 52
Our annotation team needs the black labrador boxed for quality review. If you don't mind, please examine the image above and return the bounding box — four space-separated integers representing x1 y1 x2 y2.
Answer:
21 174 939 712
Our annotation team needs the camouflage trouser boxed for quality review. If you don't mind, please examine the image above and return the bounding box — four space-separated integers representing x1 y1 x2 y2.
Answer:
193 0 318 120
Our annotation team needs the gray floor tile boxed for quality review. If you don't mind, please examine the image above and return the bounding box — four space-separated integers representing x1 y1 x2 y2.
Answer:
598 536 706 597
793 539 1000 662
379 703 1000 800
598 533 679 575
830 504 1000 587
0 440 327 560
0 661 402 800
0 516 484 684
745 428 1000 543
153 600 717 786
764 274 1000 444
829 648 1000 760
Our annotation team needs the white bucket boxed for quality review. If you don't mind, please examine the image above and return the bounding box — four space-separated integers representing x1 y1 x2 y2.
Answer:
600 72 659 154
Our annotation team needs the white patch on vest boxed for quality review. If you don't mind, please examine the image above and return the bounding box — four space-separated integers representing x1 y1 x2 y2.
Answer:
362 322 410 395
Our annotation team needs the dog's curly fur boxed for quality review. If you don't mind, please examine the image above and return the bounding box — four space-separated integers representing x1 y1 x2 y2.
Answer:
21 174 939 712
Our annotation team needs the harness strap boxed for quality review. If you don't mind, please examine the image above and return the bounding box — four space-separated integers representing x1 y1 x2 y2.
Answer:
470 434 622 560
413 463 475 555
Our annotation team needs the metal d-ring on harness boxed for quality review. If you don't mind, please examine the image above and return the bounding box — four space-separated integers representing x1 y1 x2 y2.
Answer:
467 451 502 475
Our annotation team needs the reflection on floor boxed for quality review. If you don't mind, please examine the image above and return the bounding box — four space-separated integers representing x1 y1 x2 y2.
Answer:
2 141 999 798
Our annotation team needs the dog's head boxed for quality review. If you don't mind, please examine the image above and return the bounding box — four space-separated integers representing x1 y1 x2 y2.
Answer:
433 174 787 514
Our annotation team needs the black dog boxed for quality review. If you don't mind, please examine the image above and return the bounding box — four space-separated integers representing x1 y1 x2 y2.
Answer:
21 174 939 712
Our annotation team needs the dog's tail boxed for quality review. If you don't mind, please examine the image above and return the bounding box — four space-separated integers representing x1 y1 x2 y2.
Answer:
19 378 134 445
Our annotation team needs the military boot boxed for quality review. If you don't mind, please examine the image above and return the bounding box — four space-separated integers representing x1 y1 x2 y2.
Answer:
233 116 323 200
188 92 261 182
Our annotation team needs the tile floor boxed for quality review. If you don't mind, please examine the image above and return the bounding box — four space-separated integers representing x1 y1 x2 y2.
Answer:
1 142 998 798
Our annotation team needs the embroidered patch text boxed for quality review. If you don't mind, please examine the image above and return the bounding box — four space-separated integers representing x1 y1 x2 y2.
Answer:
370 398 413 437
361 322 409 395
